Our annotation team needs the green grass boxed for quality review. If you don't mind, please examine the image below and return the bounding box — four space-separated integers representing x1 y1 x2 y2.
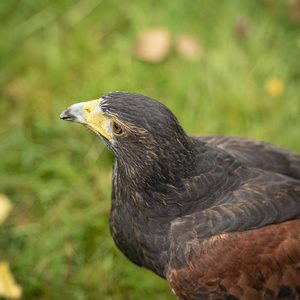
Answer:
0 1 299 299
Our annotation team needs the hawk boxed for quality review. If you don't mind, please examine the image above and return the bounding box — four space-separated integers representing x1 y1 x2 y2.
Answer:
60 92 300 299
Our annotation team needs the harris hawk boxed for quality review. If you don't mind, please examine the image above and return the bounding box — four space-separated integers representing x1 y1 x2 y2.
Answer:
60 92 300 299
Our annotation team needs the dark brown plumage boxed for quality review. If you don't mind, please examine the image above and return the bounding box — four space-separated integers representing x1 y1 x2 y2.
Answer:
60 92 300 300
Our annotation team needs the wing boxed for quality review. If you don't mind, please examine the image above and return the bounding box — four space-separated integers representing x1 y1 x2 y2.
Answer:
193 135 300 180
167 135 300 299
168 219 300 299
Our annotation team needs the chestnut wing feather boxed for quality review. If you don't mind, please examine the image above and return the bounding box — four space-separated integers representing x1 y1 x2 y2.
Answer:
168 219 300 299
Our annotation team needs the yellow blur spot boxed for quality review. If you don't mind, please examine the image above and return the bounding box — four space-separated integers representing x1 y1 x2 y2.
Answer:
0 194 12 225
0 262 22 299
265 78 284 98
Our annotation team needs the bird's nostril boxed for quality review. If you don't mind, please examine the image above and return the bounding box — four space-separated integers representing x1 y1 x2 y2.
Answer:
83 99 101 117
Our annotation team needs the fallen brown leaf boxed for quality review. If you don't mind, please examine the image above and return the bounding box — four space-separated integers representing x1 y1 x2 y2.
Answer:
289 0 300 24
234 17 251 39
134 27 171 63
175 34 203 60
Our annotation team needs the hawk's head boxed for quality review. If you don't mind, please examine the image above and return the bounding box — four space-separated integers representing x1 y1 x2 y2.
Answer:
60 92 194 173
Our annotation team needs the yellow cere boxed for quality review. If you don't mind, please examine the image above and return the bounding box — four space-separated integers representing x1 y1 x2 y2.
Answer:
83 99 112 140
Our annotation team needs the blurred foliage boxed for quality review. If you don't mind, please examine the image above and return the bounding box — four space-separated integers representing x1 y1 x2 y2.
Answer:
0 0 299 299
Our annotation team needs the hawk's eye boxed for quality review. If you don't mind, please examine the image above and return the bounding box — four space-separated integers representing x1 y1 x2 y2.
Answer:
112 121 124 135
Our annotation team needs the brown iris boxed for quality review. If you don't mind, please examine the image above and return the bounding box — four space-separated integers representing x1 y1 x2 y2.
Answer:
112 121 124 135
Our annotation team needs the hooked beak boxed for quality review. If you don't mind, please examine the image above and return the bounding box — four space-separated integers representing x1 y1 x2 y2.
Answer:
60 99 112 140
60 102 87 124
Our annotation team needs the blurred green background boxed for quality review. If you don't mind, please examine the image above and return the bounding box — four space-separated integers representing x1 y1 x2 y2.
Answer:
0 1 299 299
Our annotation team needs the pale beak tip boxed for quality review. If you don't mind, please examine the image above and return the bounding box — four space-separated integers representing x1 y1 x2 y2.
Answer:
60 109 74 121
59 102 87 124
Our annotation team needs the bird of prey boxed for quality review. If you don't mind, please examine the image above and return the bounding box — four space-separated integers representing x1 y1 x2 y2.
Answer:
60 92 300 300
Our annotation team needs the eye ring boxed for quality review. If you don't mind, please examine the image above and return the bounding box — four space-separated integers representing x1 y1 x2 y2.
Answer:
112 121 124 136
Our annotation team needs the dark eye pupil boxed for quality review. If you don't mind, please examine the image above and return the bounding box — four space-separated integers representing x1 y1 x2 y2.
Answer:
113 122 123 134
